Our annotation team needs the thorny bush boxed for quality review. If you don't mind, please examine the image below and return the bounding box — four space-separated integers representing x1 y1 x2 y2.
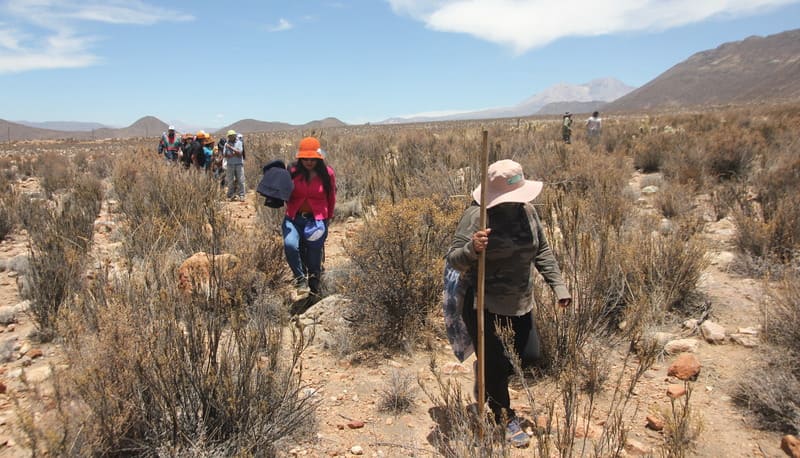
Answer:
344 197 461 352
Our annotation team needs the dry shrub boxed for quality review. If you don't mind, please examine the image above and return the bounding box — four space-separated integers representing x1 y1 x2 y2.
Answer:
23 252 317 456
734 197 800 268
379 370 416 414
536 190 707 372
657 383 704 458
735 274 800 434
20 175 103 338
732 135 800 268
37 151 75 197
344 197 461 352
633 132 686 173
655 181 692 219
0 179 16 241
420 357 509 457
111 159 225 262
704 126 763 180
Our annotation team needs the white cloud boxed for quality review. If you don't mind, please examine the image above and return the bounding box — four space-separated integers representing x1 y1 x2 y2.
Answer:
387 0 800 53
268 18 293 32
0 0 193 73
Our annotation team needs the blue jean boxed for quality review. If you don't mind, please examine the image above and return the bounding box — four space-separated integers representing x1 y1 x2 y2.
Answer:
283 215 328 280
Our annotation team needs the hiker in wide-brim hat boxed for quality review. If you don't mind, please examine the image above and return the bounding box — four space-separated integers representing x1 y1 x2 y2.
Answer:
445 159 571 448
282 137 337 299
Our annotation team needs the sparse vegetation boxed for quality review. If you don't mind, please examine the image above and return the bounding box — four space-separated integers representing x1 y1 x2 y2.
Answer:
2 104 800 456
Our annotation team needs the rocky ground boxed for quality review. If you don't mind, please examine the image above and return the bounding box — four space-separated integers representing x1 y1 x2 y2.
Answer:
0 173 796 457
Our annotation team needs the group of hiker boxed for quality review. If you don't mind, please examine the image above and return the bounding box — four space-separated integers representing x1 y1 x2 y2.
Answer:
158 127 572 449
561 110 603 144
157 126 246 201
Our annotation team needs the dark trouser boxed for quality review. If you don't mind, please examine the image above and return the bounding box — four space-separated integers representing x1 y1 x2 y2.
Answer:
462 292 532 421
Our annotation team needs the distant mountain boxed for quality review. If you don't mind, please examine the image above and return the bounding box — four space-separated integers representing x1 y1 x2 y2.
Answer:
15 121 109 132
216 117 347 135
536 101 607 116
93 116 169 139
380 78 635 124
1 119 93 141
606 29 800 112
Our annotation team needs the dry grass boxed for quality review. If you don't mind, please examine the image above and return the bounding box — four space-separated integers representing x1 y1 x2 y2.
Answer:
8 103 800 455
344 196 461 352
735 273 800 434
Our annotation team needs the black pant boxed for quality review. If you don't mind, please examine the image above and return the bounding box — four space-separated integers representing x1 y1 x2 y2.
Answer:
462 292 532 421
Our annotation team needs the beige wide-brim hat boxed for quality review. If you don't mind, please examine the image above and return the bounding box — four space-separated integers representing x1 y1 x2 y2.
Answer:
472 159 543 209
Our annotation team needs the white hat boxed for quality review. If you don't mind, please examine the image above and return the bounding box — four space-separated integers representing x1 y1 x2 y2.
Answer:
168 125 175 130
471 160 543 209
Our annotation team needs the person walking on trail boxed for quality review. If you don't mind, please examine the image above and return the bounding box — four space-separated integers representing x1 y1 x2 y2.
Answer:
179 133 194 167
283 137 336 299
223 130 245 201
446 159 571 448
562 112 573 144
586 111 602 146
201 135 215 170
158 126 182 161
188 131 208 170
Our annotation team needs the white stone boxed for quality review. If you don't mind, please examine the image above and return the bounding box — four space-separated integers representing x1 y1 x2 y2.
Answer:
664 338 699 354
350 445 364 455
700 320 726 344
641 186 659 195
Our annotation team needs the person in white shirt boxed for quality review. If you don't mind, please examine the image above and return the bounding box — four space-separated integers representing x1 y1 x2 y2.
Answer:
586 111 602 146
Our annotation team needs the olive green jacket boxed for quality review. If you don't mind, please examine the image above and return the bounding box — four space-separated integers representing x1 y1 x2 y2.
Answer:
445 203 571 316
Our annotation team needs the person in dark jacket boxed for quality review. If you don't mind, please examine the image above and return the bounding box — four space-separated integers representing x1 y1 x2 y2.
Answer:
446 159 571 448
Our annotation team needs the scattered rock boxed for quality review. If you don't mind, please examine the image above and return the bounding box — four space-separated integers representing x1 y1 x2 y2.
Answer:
700 320 726 344
667 353 701 380
730 333 760 348
709 251 735 267
0 381 6 394
782 435 800 458
350 445 364 455
0 339 15 363
23 365 52 383
666 384 687 399
644 332 675 348
27 348 43 359
704 216 736 237
177 252 240 296
0 309 16 326
347 420 365 429
625 438 652 455
737 327 760 335
645 415 664 431
683 319 699 331
664 338 699 354
641 185 659 195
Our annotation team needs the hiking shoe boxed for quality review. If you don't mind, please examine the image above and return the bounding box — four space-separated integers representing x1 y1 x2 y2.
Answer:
294 277 310 296
505 418 530 448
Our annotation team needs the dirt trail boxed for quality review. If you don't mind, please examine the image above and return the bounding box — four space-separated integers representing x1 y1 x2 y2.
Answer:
0 182 788 457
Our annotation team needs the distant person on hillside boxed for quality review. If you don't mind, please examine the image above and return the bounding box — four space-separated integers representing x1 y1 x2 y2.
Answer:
562 112 573 144
158 126 182 161
586 111 602 147
283 137 336 300
223 130 246 201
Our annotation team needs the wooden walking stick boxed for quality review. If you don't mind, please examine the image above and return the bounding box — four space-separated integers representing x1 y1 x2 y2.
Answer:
476 129 489 417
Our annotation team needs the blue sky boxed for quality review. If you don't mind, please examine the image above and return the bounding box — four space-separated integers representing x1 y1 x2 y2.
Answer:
1 0 799 129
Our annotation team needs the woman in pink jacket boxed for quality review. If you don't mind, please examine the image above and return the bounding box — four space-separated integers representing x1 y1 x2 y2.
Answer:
283 137 336 297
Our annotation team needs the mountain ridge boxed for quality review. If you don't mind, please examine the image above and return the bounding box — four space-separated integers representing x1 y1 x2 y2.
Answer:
606 28 800 112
